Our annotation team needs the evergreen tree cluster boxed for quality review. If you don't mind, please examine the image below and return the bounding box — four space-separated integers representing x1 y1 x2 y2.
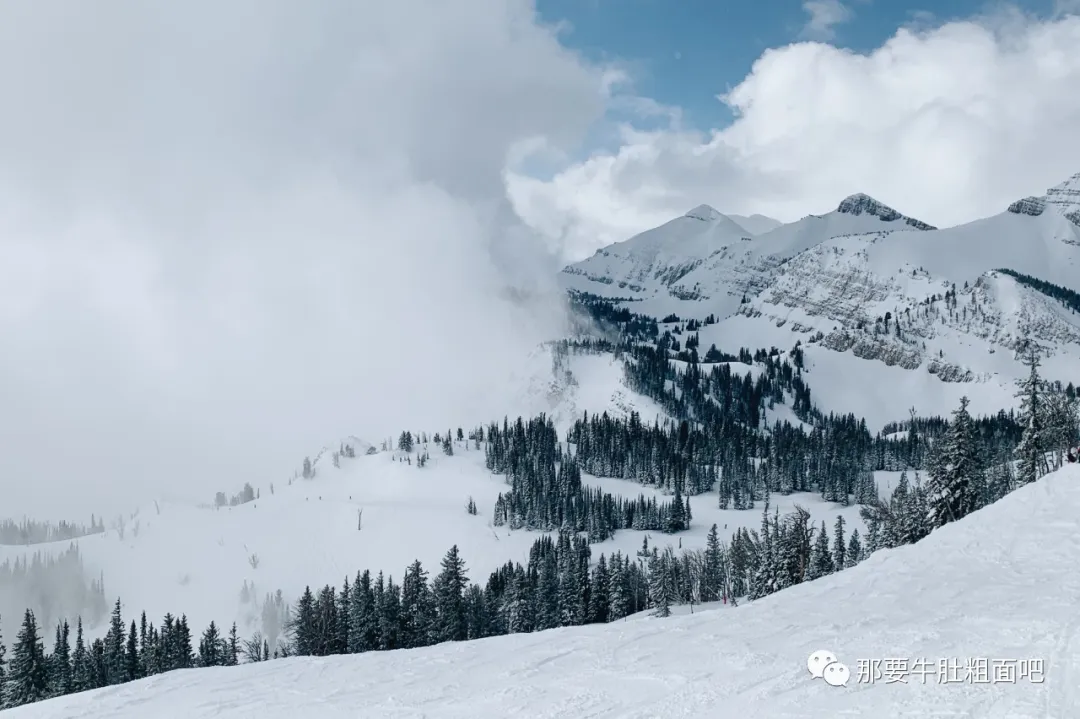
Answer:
485 415 691 541
214 482 257 508
1013 353 1080 484
876 409 1024 471
568 290 658 342
0 517 105 547
704 505 865 604
0 545 107 649
272 537 653 657
0 599 240 710
996 268 1080 315
570 293 1033 502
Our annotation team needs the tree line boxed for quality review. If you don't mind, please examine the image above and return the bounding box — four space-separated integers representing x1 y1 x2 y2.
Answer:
485 414 691 540
0 517 104 546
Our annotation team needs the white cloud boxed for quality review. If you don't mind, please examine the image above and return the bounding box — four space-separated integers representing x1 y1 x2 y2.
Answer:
800 0 855 41
0 0 608 517
508 10 1080 260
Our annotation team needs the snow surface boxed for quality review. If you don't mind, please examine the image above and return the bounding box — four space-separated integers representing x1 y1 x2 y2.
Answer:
728 213 783 236
509 348 669 434
0 350 867 644
0 442 867 646
13 465 1080 719
560 172 1080 427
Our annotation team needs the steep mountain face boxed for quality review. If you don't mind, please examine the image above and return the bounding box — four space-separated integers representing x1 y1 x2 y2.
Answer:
835 192 936 230
1007 172 1080 227
559 204 752 308
560 172 1080 404
740 233 1080 383
560 195 933 320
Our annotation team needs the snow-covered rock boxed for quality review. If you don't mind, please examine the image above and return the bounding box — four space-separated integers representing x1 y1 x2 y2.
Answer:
835 192 936 230
560 171 1080 419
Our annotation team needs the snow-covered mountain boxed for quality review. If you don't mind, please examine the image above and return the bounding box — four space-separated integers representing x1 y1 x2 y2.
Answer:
13 463 1079 719
561 172 1080 424
561 192 936 318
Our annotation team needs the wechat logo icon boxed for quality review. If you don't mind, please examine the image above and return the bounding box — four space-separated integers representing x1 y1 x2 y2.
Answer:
807 649 850 687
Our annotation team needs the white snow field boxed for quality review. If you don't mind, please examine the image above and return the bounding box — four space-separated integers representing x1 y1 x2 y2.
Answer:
0 434 867 646
11 465 1079 719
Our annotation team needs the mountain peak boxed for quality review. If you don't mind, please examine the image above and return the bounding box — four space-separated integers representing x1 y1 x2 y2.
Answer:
1007 172 1080 226
1048 171 1080 197
684 204 723 222
836 193 935 230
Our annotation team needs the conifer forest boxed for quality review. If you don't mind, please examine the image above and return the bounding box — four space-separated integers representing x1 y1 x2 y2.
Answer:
1 290 1077 711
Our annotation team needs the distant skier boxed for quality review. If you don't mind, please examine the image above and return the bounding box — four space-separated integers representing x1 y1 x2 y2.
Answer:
1068 449 1077 464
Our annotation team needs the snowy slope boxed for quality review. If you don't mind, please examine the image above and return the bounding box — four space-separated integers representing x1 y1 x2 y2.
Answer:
0 349 867 644
867 172 1080 291
562 172 1080 426
0 442 868 647
728 213 783 235
507 345 670 434
14 465 1080 719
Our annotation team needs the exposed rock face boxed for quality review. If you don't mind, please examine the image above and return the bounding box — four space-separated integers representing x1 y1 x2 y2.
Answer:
560 173 1080 389
1007 173 1080 222
744 237 1080 383
836 194 936 230
1007 196 1047 216
1046 172 1080 209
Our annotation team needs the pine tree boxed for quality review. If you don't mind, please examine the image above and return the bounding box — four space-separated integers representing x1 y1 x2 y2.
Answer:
89 638 107 688
348 570 377 652
400 561 434 649
588 554 610 623
807 520 834 580
536 551 560 630
335 577 351 654
178 615 196 668
124 619 139 682
138 611 150 678
0 619 6 696
103 598 126 685
289 588 316 655
3 609 48 707
227 623 240 666
1015 352 1047 485
607 555 630 621
925 396 985 527
198 621 225 667
844 529 862 569
647 550 672 618
46 620 72 698
831 515 846 570
433 545 469 642
702 524 723 602
71 617 90 693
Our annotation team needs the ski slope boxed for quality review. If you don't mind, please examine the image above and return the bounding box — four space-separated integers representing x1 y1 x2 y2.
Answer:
12 465 1078 719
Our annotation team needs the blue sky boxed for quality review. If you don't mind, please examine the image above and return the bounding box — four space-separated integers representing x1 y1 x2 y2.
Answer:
536 0 1062 131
